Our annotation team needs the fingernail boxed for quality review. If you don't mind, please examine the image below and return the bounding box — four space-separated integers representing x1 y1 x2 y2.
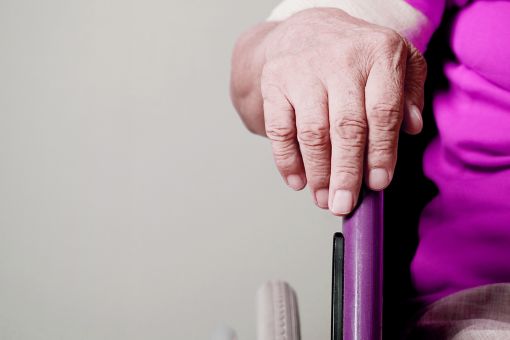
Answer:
286 174 305 190
405 104 423 134
314 189 329 209
410 105 423 124
368 168 390 190
331 190 353 215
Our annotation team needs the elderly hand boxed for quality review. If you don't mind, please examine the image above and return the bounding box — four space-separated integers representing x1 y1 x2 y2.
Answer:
232 8 427 215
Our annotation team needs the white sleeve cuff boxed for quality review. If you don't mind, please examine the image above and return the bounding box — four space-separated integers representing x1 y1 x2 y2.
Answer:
267 0 435 52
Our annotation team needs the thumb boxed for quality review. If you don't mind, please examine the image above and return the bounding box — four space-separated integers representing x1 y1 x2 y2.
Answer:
402 41 427 135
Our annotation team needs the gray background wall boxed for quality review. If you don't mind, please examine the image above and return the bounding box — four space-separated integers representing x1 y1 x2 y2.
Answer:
0 1 340 339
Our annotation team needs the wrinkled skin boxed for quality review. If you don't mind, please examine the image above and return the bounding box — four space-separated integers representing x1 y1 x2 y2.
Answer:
231 8 427 215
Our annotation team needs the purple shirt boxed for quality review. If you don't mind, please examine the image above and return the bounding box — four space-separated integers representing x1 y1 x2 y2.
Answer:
406 0 510 303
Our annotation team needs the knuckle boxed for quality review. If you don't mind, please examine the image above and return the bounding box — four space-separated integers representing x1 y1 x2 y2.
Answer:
306 165 330 185
261 81 287 109
339 44 366 69
331 113 367 147
261 59 283 80
369 29 406 63
266 122 296 142
295 89 328 110
261 82 280 103
369 137 395 156
332 162 359 185
308 176 330 189
261 82 285 105
272 144 298 170
368 103 402 131
376 28 404 48
297 123 329 148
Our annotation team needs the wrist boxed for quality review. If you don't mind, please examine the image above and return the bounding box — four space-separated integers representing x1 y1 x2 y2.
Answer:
266 0 434 52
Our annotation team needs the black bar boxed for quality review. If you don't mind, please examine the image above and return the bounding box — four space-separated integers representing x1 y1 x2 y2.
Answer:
331 232 344 340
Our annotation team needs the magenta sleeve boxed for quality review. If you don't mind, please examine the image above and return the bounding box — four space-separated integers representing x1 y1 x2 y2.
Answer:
406 0 446 29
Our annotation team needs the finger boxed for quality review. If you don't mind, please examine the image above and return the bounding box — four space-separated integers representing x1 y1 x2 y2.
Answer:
262 81 306 191
292 82 331 209
402 41 427 135
327 75 367 216
403 99 423 135
364 39 406 191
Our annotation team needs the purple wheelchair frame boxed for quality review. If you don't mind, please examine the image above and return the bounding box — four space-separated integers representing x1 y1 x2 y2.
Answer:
331 189 384 340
